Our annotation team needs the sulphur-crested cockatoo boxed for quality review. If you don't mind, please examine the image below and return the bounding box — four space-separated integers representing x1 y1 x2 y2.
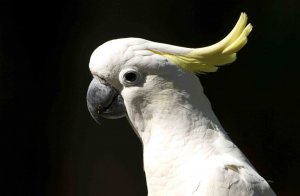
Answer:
87 13 276 196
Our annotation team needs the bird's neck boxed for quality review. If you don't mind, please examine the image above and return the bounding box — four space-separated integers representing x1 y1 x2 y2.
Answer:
125 74 235 161
126 75 238 194
125 74 249 194
139 88 228 157
128 74 227 145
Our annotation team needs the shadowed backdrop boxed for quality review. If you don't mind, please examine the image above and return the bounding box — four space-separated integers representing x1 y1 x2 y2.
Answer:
0 0 299 195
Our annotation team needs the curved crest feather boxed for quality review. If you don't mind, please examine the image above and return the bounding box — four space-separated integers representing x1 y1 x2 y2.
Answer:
148 12 252 73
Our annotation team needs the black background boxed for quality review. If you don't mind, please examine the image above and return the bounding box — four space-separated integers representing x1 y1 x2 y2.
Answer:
1 0 299 195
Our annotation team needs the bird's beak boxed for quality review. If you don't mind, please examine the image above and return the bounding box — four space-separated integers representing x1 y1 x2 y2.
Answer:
87 78 126 124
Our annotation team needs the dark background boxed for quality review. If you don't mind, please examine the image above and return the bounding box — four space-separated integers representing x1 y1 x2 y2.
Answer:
1 0 299 195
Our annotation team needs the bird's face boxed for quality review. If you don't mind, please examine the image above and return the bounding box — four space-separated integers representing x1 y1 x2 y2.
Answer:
87 12 252 124
87 38 188 125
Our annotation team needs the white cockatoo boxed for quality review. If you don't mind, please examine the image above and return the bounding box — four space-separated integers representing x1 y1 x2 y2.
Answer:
87 13 276 195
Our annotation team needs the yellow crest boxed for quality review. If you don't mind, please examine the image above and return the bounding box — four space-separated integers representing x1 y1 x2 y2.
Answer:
150 13 252 73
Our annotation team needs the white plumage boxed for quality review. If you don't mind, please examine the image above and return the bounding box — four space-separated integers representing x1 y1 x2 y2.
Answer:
88 13 276 195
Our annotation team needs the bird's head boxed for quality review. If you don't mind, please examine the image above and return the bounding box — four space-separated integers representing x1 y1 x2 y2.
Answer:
87 13 252 128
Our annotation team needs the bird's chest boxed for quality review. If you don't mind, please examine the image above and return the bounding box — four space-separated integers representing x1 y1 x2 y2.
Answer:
144 156 187 195
143 143 208 195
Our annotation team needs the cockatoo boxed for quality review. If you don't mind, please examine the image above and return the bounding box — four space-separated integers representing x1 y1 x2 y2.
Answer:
87 13 276 195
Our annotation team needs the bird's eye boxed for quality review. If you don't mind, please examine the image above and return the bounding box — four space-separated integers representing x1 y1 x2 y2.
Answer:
119 68 142 86
124 71 137 82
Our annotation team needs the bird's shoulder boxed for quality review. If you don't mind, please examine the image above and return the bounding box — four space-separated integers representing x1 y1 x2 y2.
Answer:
193 161 276 196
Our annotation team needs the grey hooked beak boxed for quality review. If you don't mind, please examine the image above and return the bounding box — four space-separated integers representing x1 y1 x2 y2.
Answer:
87 78 126 124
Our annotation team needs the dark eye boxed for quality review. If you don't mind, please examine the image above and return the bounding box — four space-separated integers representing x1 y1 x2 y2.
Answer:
119 68 142 86
124 71 137 82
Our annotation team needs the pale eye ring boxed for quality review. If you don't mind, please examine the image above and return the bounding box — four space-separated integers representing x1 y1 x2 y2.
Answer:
119 68 142 86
